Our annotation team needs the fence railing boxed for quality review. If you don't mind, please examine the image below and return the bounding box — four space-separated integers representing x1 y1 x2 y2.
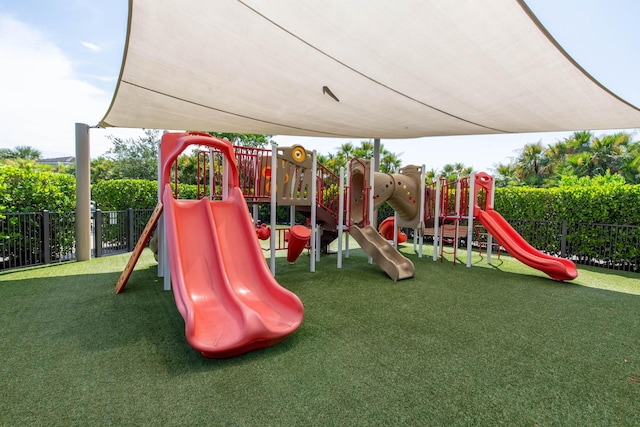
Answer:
1 209 154 271
491 219 640 273
2 209 639 273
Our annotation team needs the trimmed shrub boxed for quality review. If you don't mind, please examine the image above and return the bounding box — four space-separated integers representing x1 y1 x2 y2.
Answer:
0 164 76 213
495 183 640 225
92 179 200 211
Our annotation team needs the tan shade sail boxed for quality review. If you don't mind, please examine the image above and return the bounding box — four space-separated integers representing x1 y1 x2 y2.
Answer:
100 0 640 138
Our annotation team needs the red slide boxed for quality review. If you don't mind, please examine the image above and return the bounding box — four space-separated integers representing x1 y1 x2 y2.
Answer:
475 207 577 281
161 132 303 358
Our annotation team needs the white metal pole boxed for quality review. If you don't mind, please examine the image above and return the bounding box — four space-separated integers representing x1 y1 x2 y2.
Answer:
418 165 426 258
290 205 296 226
393 211 399 248
345 166 350 258
368 160 374 264
157 139 163 274
270 143 277 275
222 154 229 201
337 167 345 268
433 177 441 261
160 131 171 290
157 138 164 278
466 174 475 268
455 178 461 244
486 174 496 264
310 151 317 272
209 148 214 200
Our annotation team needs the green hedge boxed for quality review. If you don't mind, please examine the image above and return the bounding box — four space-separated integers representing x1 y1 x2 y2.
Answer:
0 165 77 264
494 182 640 267
0 165 76 213
92 180 199 211
494 183 640 225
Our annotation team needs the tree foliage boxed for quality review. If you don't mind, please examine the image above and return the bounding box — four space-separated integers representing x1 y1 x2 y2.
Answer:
0 145 42 160
105 129 160 180
494 130 640 187
318 140 403 174
207 132 273 147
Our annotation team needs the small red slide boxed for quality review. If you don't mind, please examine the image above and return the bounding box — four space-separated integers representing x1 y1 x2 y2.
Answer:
475 207 577 281
161 132 303 358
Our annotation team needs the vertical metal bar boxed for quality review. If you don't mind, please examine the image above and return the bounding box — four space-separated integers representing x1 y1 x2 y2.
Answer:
222 152 229 201
310 150 317 271
157 137 165 279
270 143 277 275
209 148 215 200
561 220 567 258
41 210 51 264
486 175 496 263
337 167 345 269
94 210 103 257
126 208 135 252
433 177 441 261
418 165 425 258
367 159 374 264
466 174 475 268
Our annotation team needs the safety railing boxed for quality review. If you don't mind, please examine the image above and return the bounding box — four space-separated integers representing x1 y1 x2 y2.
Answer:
1 209 154 271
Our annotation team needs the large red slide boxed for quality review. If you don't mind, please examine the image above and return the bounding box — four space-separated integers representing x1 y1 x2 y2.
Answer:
161 133 304 358
475 207 577 281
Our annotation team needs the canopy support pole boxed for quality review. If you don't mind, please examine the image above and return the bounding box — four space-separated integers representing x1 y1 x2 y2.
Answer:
75 123 91 261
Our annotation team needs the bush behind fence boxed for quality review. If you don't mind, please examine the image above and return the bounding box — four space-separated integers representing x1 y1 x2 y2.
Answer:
1 210 639 273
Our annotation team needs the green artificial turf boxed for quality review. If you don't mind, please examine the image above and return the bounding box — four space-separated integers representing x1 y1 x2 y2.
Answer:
1 246 639 426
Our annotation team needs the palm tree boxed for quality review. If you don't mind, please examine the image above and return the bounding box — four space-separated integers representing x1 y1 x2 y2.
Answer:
589 132 628 176
564 130 593 154
1 145 42 160
494 163 519 187
514 141 545 185
619 139 640 184
424 168 438 184
380 152 401 173
566 152 592 177
441 164 456 181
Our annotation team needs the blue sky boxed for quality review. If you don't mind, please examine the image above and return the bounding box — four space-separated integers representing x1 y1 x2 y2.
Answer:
0 1 638 172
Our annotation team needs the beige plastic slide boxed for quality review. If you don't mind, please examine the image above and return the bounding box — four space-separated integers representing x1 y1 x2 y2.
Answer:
350 225 415 281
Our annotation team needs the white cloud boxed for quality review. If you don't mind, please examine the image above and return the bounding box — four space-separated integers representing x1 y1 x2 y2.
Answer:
0 14 140 158
81 41 101 52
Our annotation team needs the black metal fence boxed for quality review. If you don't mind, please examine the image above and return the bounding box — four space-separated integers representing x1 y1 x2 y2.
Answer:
0 209 154 271
92 209 154 256
1 209 639 273
503 219 640 273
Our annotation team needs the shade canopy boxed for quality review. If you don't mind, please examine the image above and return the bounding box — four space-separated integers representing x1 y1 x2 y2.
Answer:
100 0 640 138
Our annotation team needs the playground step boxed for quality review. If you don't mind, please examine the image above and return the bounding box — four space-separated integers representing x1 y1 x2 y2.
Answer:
424 226 469 241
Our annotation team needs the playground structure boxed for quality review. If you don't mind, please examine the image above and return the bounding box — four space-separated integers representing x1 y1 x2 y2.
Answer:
348 159 421 280
423 172 578 281
153 133 577 285
119 132 577 358
188 139 420 281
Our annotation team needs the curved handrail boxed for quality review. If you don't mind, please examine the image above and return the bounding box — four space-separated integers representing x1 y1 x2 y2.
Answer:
160 132 239 193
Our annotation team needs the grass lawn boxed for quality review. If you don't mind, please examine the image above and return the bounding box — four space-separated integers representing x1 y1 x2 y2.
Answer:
1 244 639 426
